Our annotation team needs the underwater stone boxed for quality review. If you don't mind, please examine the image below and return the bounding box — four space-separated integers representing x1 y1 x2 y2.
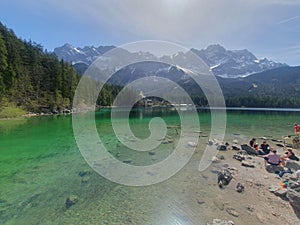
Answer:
81 176 90 184
188 141 197 147
122 159 132 164
66 194 79 209
78 170 91 177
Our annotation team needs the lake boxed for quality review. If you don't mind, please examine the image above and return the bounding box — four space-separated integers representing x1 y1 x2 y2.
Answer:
0 108 299 224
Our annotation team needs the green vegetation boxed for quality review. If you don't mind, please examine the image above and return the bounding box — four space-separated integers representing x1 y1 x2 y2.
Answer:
0 99 26 118
0 22 121 117
0 22 79 114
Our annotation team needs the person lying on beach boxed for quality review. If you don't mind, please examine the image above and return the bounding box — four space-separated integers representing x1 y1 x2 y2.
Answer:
264 149 282 167
281 148 300 167
257 140 270 155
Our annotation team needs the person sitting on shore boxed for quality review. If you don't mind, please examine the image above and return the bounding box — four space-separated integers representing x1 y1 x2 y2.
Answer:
281 148 300 167
264 148 282 167
257 140 270 155
249 138 258 149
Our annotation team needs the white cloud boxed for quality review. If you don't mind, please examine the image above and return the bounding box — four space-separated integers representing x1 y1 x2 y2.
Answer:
277 15 300 25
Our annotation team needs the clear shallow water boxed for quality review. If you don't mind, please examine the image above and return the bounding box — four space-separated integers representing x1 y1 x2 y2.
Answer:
0 108 299 224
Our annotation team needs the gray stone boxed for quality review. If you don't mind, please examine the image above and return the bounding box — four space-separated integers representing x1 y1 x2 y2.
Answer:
217 145 227 151
266 164 282 173
219 155 225 160
233 154 245 161
241 161 255 168
211 219 234 225
226 208 239 217
212 156 220 163
237 150 247 155
287 189 300 211
197 199 205 205
286 161 300 171
236 183 244 193
269 186 288 197
232 145 240 150
217 169 233 188
188 141 197 147
274 189 288 197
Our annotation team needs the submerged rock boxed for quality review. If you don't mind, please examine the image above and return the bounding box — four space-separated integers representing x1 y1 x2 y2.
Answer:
66 194 79 209
188 141 197 147
78 170 91 177
81 176 90 184
122 159 132 164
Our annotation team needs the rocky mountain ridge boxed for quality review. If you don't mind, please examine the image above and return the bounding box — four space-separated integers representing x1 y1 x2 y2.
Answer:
54 43 287 78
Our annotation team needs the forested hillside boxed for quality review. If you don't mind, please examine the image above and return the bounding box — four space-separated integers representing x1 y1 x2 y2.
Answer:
0 22 121 116
0 22 80 114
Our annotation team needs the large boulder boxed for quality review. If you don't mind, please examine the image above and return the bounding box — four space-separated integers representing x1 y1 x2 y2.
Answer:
266 164 281 173
217 169 233 188
241 144 258 155
287 189 300 218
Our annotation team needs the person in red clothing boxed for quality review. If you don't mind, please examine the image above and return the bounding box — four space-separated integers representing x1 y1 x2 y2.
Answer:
294 123 300 136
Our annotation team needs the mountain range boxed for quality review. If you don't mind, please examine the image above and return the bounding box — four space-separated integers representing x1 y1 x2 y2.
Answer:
54 42 300 108
1 20 300 112
54 43 287 78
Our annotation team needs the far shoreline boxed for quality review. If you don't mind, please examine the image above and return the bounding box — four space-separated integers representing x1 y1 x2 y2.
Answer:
1 106 300 120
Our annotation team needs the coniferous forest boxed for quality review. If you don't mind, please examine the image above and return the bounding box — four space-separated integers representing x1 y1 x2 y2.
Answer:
0 22 121 117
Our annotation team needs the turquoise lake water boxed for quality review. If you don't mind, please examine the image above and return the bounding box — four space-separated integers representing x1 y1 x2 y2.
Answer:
0 108 299 224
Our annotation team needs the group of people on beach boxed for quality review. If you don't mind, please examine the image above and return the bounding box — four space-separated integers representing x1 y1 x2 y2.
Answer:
249 138 299 168
247 123 300 184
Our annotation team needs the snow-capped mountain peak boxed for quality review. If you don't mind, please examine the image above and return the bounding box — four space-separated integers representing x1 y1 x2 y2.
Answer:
54 43 287 78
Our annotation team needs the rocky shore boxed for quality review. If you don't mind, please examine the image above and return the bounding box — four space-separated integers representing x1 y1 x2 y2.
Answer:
206 137 300 225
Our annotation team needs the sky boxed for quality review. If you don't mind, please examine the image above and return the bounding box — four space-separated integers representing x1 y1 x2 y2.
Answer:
0 0 300 65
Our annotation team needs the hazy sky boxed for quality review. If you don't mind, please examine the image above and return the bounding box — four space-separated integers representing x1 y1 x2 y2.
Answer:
1 0 300 65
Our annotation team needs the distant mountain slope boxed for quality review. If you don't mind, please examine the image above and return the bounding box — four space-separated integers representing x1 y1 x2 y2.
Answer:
54 43 287 78
218 66 300 97
191 44 286 78
54 43 115 65
106 61 300 107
